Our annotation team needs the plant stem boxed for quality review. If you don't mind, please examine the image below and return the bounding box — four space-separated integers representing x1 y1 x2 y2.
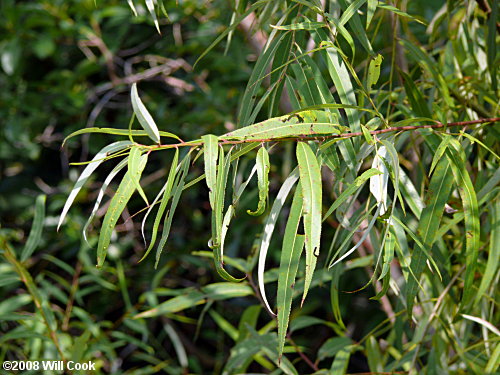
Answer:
145 117 500 150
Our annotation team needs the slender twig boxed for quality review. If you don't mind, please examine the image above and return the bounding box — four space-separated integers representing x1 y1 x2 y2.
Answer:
286 332 319 372
142 117 500 150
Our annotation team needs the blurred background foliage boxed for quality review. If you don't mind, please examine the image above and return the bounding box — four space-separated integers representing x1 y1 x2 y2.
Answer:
0 0 498 374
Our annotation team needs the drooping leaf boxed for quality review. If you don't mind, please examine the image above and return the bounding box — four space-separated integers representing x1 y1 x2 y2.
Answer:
202 134 218 209
155 152 191 267
145 0 160 33
97 154 148 267
476 197 499 303
128 146 149 205
258 169 299 315
446 139 480 306
296 142 322 304
140 148 179 261
83 157 128 244
20 194 46 262
247 147 270 216
58 140 133 230
406 157 453 316
277 184 304 359
131 83 160 144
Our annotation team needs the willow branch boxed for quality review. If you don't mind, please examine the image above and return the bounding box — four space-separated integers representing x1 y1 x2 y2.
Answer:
146 117 500 150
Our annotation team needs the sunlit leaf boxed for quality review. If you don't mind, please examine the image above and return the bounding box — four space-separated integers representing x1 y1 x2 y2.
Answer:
58 141 133 231
296 142 322 304
277 184 304 359
131 83 160 144
97 154 148 267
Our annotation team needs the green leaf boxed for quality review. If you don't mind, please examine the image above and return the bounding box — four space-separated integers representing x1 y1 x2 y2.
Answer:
20 195 46 262
247 147 270 216
338 0 368 27
155 152 190 267
128 146 149 205
58 141 133 231
277 184 305 359
367 0 377 28
258 169 299 315
400 39 453 108
378 2 427 25
406 157 453 316
134 283 253 318
97 154 148 267
296 142 322 305
271 20 325 30
446 140 480 306
223 110 343 141
83 157 129 244
487 0 498 92
131 83 160 144
140 148 179 261
202 134 218 209
476 197 499 303
315 29 361 133
367 54 383 91
63 127 180 145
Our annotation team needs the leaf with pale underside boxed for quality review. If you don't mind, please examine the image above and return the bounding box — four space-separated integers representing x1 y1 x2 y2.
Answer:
58 140 133 231
296 142 322 305
131 83 160 144
258 169 299 315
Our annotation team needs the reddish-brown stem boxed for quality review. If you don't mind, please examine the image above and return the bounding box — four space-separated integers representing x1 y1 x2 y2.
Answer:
145 117 500 150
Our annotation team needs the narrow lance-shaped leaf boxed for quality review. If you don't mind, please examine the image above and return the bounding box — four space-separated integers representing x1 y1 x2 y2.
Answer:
248 147 270 216
145 0 161 34
155 152 191 268
83 157 129 244
406 157 453 316
63 127 180 146
296 142 322 305
139 148 179 262
277 184 304 360
446 140 480 306
97 154 148 268
20 194 46 262
367 0 377 28
212 148 244 281
202 134 218 209
476 197 499 303
128 146 149 205
131 83 160 144
258 169 299 315
58 140 133 230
